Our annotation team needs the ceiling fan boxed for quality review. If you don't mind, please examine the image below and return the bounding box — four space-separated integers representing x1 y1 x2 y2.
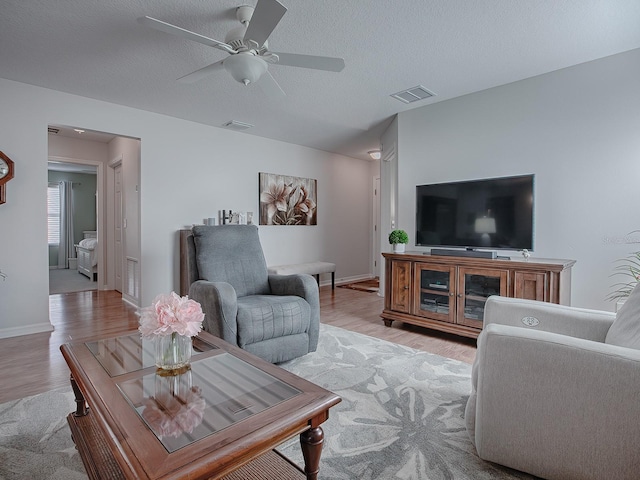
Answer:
138 0 345 97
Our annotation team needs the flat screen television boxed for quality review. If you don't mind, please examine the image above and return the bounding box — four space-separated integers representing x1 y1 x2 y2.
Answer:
415 174 534 251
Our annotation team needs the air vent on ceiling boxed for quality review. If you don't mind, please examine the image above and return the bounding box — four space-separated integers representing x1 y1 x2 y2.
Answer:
390 85 435 104
48 127 60 134
221 120 254 131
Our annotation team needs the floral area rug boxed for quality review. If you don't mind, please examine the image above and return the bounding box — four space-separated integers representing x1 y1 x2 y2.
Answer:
0 388 88 480
0 324 535 480
278 324 535 480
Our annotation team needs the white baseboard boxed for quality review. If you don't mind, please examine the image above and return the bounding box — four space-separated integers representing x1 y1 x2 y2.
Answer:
0 322 54 339
324 273 375 288
121 295 140 309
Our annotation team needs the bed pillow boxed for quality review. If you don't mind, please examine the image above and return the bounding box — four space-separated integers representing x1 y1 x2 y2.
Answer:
79 238 98 249
605 282 640 350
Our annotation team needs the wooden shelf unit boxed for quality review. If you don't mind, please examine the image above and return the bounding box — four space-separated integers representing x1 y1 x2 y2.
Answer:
382 252 575 339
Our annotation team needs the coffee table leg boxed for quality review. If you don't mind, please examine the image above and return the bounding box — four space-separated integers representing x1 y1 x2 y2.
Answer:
300 426 324 480
70 374 88 417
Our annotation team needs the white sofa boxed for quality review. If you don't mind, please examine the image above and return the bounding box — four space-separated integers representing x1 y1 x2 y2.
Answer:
465 287 640 480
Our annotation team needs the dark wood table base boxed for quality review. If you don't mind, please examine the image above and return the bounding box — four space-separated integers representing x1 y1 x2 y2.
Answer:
67 410 306 480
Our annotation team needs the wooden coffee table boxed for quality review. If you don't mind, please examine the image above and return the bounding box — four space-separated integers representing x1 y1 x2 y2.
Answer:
60 331 341 479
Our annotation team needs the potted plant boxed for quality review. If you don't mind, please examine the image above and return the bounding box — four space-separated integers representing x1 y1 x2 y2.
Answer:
389 229 409 253
606 230 640 310
607 252 640 302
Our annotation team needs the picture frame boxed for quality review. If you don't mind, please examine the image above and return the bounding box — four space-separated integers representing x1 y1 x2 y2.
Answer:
259 172 317 226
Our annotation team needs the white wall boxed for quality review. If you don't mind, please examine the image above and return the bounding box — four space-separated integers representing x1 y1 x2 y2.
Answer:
0 78 375 338
397 48 640 311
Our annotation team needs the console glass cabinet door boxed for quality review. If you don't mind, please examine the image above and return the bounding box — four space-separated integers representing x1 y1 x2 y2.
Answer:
457 268 508 328
414 264 455 323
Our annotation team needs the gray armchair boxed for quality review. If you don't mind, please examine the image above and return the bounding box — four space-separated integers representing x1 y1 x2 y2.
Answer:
465 291 640 480
180 225 319 363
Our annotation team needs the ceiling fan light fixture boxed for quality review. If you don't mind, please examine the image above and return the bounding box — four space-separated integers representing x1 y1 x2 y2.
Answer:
236 5 254 25
224 53 267 85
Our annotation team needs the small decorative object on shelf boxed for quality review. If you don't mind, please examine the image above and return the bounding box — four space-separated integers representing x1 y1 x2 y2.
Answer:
521 249 530 261
389 229 409 253
138 292 204 372
218 210 254 225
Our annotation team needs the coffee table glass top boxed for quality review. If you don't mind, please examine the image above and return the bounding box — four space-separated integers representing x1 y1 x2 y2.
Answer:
116 353 302 452
85 333 217 377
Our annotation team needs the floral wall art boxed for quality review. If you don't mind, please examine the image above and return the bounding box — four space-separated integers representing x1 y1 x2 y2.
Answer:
259 172 317 226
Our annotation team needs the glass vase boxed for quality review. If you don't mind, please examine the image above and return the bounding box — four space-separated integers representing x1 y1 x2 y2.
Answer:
155 333 192 371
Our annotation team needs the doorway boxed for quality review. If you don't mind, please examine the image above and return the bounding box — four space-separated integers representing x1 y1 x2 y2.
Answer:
47 159 99 294
47 125 141 306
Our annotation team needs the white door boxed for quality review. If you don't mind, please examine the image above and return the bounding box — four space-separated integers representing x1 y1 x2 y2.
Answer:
114 164 123 293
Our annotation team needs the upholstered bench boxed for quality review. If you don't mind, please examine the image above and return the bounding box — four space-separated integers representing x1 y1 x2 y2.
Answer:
268 262 336 289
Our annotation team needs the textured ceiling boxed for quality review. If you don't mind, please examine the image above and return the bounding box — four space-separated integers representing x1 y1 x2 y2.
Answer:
2 0 640 160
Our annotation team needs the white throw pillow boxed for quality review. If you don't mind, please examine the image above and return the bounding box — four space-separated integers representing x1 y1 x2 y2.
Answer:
605 282 640 349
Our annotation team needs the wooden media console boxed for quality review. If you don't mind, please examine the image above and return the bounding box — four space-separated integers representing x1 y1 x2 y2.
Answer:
382 252 575 339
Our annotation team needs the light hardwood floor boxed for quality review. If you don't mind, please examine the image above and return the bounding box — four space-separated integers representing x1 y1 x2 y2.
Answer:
0 286 477 404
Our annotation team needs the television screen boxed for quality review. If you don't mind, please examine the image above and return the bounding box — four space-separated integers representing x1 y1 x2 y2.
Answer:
415 174 534 250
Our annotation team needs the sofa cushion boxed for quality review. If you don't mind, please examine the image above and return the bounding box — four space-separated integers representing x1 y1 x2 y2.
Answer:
605 282 640 349
236 295 311 347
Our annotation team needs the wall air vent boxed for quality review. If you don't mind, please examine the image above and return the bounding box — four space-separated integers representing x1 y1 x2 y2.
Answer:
222 120 254 131
48 127 60 134
390 85 436 104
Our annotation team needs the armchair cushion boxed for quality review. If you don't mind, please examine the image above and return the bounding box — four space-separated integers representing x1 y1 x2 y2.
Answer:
193 225 270 297
483 296 615 342
605 282 640 349
236 295 311 346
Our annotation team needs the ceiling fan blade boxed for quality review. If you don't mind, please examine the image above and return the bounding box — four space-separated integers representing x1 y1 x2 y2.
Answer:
138 16 236 54
258 70 286 99
270 52 345 72
243 0 287 48
177 60 225 83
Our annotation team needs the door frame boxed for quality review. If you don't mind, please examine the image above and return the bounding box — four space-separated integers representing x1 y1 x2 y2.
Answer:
372 176 381 278
108 154 123 293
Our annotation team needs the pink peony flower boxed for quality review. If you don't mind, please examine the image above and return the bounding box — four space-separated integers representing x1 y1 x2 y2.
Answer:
138 292 204 338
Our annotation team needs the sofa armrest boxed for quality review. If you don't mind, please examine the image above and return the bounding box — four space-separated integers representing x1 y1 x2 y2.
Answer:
471 323 640 480
189 280 239 346
269 273 320 351
484 295 615 342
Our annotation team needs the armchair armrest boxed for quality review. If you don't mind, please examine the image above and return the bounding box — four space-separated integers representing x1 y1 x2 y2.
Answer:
471 323 640 480
269 273 320 351
189 280 239 346
484 296 615 342
269 274 318 302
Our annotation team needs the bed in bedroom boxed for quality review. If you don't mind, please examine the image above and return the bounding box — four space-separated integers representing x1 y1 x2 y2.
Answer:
76 231 97 281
